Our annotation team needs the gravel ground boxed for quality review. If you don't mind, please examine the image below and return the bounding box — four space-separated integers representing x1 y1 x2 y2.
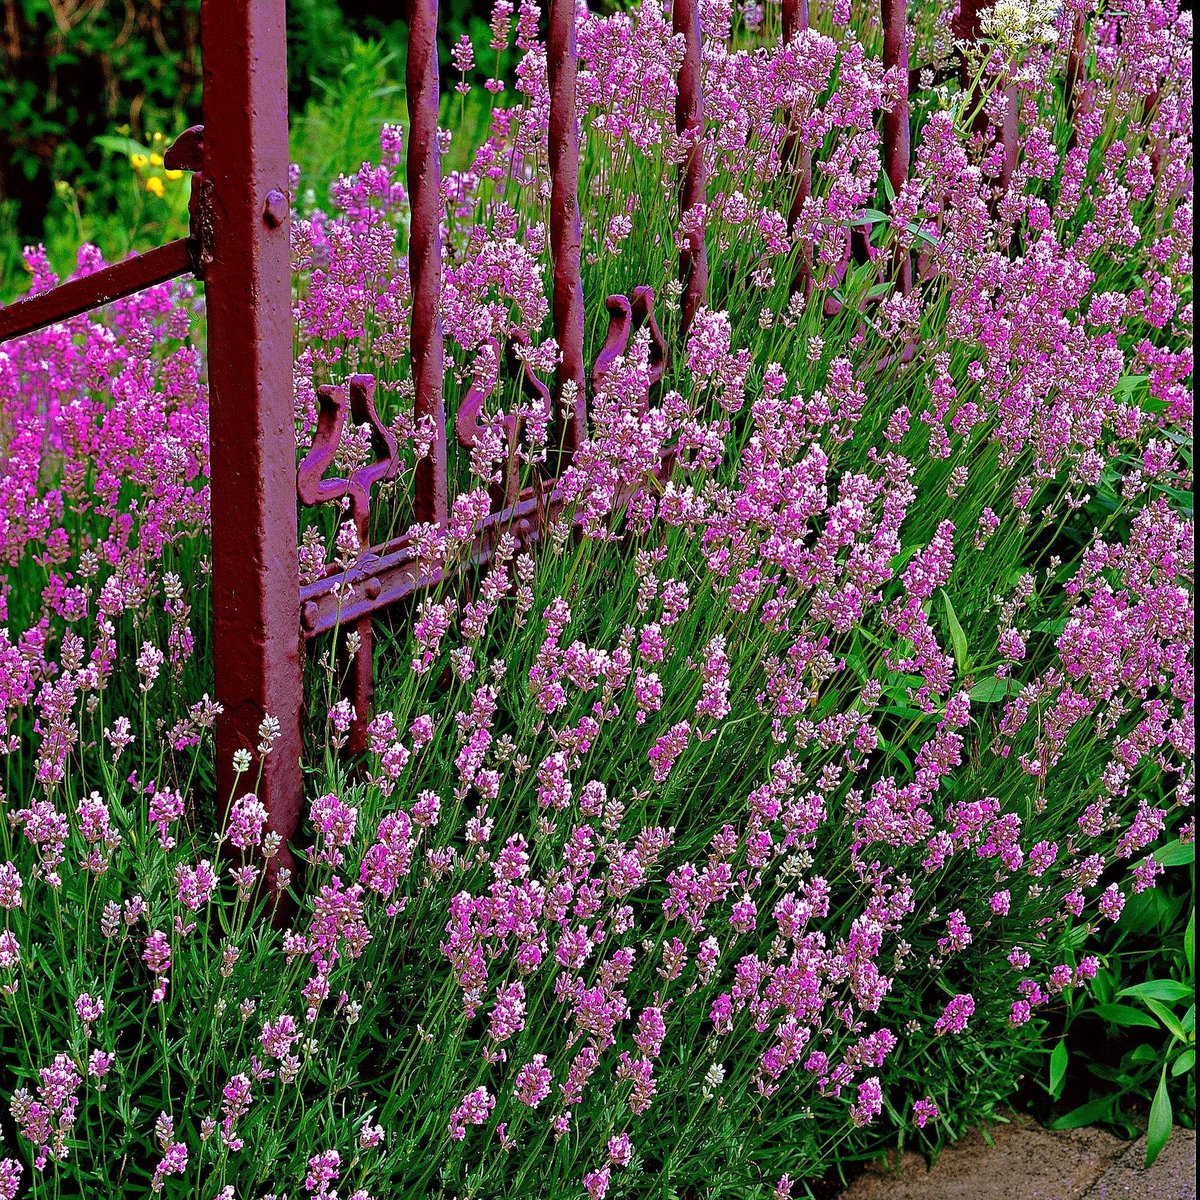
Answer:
839 1114 1196 1200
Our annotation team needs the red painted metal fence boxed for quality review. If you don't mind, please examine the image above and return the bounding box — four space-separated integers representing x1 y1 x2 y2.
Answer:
0 0 1020 897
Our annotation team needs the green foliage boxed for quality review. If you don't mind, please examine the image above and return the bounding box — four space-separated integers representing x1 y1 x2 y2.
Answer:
0 0 485 298
1047 842 1195 1159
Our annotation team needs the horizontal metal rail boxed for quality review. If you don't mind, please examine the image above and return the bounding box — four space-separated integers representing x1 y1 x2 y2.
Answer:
0 239 193 343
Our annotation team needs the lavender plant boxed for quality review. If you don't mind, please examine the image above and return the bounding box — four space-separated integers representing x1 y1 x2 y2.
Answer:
0 0 1193 1197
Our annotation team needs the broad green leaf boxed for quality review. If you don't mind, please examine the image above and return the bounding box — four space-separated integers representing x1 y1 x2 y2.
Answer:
1145 1066 1173 1168
970 677 1015 703
94 134 150 157
1032 618 1067 634
1171 1048 1194 1077
1049 1040 1068 1099
1113 373 1148 399
1120 980 1194 1004
1153 840 1195 867
941 590 968 673
1088 1003 1161 1030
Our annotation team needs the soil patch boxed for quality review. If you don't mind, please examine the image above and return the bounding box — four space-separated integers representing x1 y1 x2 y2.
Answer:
839 1114 1196 1200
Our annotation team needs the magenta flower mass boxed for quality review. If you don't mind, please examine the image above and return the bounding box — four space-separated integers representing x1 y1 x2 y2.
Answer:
0 0 1193 1195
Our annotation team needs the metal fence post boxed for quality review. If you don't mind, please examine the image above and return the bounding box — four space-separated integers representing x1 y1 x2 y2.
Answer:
547 0 588 465
202 0 305 884
782 0 813 298
408 0 451 528
674 0 708 336
881 0 913 294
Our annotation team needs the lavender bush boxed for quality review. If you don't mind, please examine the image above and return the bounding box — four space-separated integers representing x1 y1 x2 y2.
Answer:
0 0 1193 1196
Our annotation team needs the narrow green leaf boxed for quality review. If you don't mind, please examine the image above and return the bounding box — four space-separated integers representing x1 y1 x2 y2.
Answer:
941 590 969 673
1185 909 1194 975
1120 980 1193 1004
1144 997 1187 1041
1171 1048 1194 1077
904 221 940 247
1049 1040 1069 1099
1145 1066 1173 1168
1088 1003 1161 1030
1049 1094 1117 1130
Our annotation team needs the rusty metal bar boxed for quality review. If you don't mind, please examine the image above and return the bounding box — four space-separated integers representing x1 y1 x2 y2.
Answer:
296 374 400 757
0 239 192 343
781 0 807 43
955 0 1017 203
1063 13 1086 117
408 0 450 526
300 484 553 639
1064 12 1096 155
674 0 708 336
547 0 587 464
881 0 913 294
299 442 679 639
781 0 813 299
202 0 304 887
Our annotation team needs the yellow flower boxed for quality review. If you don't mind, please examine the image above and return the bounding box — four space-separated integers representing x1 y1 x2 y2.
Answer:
145 176 166 198
164 169 183 181
149 153 164 167
130 153 148 170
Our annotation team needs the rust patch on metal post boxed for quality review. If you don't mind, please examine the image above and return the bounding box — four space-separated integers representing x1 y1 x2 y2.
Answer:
407 0 450 527
547 0 588 467
881 0 913 294
202 0 304 900
674 0 708 338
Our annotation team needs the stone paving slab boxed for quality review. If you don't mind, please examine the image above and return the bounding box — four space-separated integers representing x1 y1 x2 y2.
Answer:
840 1114 1196 1200
1082 1128 1196 1200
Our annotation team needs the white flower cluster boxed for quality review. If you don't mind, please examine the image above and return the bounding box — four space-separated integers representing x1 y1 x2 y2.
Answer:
979 0 1061 53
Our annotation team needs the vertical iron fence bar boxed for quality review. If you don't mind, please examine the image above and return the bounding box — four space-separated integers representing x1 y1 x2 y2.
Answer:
202 0 305 880
956 0 1018 207
674 0 708 337
881 0 913 294
1063 12 1086 118
547 0 588 465
1064 11 1093 154
408 0 450 527
781 0 807 45
782 0 813 299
